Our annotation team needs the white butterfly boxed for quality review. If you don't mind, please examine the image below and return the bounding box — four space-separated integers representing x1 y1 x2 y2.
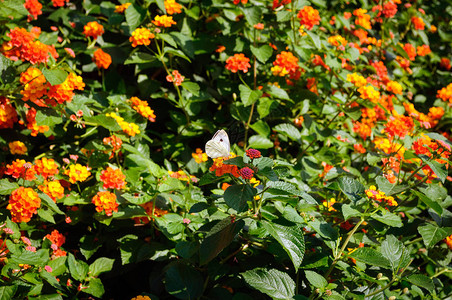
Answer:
205 129 230 159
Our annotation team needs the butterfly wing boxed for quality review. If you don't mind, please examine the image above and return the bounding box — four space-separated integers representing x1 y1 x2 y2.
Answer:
205 130 230 158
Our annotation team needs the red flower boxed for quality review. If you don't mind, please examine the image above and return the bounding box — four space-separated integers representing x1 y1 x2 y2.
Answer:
297 6 320 30
239 167 254 180
100 167 126 190
246 149 261 159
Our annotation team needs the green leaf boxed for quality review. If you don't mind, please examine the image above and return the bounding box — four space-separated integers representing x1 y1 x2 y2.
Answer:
42 69 68 86
248 135 274 149
158 177 185 192
10 249 49 266
262 221 305 269
40 270 62 290
250 120 270 137
418 223 452 248
251 45 273 63
0 179 19 195
425 159 448 183
371 210 403 228
406 274 434 292
125 4 146 31
341 204 360 221
0 285 17 300
242 268 295 300
381 235 410 272
348 47 360 61
223 184 254 212
375 176 408 196
36 110 63 127
165 262 204 300
308 220 338 241
39 193 64 215
337 177 364 202
84 277 105 298
124 52 157 65
348 248 391 269
265 85 291 101
274 123 301 142
412 190 443 215
0 0 28 18
306 31 321 49
257 97 276 118
199 217 245 265
89 257 114 277
181 82 200 96
239 84 263 107
266 181 299 196
305 270 327 289
68 253 89 282
241 6 262 25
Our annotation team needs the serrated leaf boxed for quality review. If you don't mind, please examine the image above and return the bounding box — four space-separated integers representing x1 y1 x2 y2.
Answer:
375 176 408 196
262 221 305 269
223 184 254 212
199 217 244 265
251 45 273 63
266 181 299 196
165 262 204 299
265 84 290 101
381 235 410 272
84 277 105 298
89 257 114 277
181 81 200 96
348 248 391 269
306 30 321 49
39 193 64 215
305 270 327 289
406 274 434 292
125 4 146 31
418 223 452 248
239 84 263 107
42 69 68 86
0 179 19 195
337 177 364 202
308 220 338 241
274 123 301 142
242 268 295 300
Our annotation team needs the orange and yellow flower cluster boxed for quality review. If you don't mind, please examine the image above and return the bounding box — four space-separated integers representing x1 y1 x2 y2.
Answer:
365 186 397 206
130 28 155 48
8 187 41 223
92 191 118 217
107 112 141 136
100 167 127 190
226 53 251 73
130 97 156 122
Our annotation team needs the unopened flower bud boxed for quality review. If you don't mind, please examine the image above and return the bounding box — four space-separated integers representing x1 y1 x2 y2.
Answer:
377 273 383 279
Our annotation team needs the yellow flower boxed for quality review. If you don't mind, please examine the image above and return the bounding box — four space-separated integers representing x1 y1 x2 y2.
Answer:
129 28 155 48
114 2 131 13
152 15 177 27
192 148 208 163
164 0 183 15
64 164 91 183
346 73 367 87
9 141 27 155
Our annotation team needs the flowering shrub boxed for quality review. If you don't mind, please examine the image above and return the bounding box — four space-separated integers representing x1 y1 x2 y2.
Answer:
0 0 451 299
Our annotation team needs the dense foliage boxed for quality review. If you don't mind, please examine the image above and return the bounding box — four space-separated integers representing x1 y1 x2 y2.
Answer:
0 0 452 299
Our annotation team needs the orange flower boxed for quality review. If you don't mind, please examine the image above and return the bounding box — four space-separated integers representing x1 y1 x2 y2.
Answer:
353 143 366 153
9 141 27 155
93 49 112 69
114 2 131 13
52 0 69 6
6 159 36 180
437 83 452 103
134 201 168 224
307 77 318 95
20 67 49 106
192 148 208 163
83 21 104 39
106 112 141 136
209 156 240 177
46 73 85 105
272 51 302 80
353 8 371 30
168 170 196 182
365 185 397 206
328 35 347 48
225 53 251 73
35 157 59 179
403 43 416 61
166 70 185 86
130 97 156 122
25 107 49 136
103 135 123 154
254 23 264 30
7 187 41 223
384 114 414 138
152 15 177 27
445 235 452 250
45 229 66 247
215 45 226 53
0 97 18 129
386 81 402 94
38 180 64 202
100 167 126 190
64 164 91 183
416 45 431 56
164 0 183 14
297 6 320 30
370 61 388 80
382 1 397 18
24 0 43 20
353 121 372 140
129 28 154 47
92 191 119 216
411 16 425 30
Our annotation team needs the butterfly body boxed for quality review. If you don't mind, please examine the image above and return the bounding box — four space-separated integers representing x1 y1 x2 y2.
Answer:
205 130 230 158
